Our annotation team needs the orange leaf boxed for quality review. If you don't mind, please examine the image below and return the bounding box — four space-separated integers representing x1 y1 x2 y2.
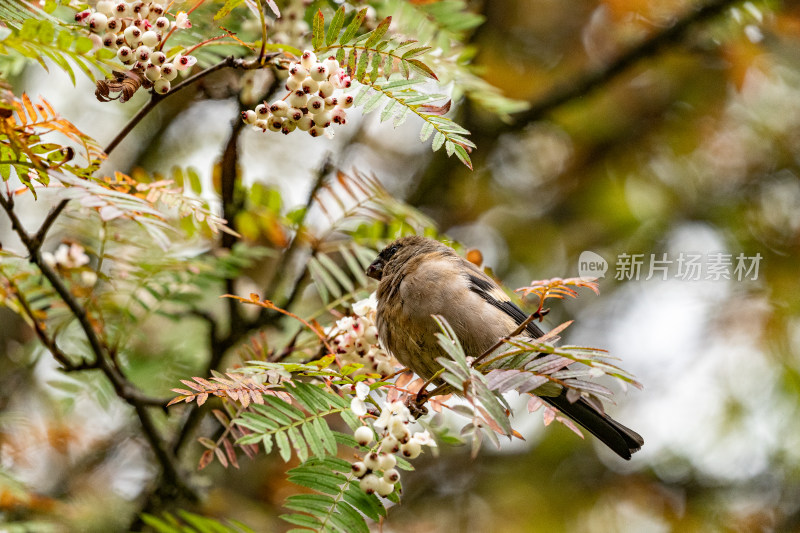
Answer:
198 449 214 470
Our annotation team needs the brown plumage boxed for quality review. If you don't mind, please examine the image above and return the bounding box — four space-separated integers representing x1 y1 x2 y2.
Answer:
367 235 644 460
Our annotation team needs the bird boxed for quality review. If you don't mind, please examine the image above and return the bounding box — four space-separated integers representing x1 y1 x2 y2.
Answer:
366 235 643 460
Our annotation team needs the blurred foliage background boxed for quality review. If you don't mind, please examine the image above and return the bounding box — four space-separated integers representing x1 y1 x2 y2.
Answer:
3 0 800 531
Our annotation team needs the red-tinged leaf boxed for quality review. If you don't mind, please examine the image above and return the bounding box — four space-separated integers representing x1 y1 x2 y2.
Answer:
475 406 506 436
226 389 240 401
171 388 193 395
395 371 415 389
212 409 230 426
240 390 250 407
527 395 543 413
542 406 556 426
251 390 264 404
312 9 324 50
214 446 228 468
556 416 584 438
196 392 209 406
198 449 214 470
181 379 203 391
418 100 451 115
194 376 215 388
541 320 573 340
167 395 189 407
407 58 438 80
223 438 240 469
364 16 391 48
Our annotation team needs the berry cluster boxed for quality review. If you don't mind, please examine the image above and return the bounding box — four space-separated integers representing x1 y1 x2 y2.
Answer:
242 51 354 137
327 293 397 377
75 1 196 94
351 401 436 496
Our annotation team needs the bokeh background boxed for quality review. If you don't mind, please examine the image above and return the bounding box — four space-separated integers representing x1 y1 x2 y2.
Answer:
3 0 800 531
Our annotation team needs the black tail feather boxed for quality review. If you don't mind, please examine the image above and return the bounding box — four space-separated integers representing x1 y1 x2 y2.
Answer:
543 391 643 460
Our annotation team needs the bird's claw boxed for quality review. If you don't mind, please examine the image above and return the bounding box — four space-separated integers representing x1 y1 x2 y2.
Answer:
406 392 429 419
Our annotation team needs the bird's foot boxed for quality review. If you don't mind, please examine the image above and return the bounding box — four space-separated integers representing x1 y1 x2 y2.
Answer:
406 392 429 419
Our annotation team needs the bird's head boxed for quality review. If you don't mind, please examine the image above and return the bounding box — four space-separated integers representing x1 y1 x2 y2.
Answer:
366 236 445 280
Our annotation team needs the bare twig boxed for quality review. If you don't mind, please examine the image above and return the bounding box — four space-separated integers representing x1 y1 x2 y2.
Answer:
511 0 740 125
258 154 333 319
0 192 193 500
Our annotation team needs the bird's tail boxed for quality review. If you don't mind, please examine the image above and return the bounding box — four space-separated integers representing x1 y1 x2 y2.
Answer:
542 391 643 460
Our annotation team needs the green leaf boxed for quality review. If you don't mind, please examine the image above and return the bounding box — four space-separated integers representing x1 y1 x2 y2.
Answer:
214 0 244 21
312 9 324 50
36 20 54 44
73 36 93 55
362 91 384 114
280 513 321 529
419 122 434 142
317 252 355 293
285 494 336 514
287 425 309 463
364 16 391 48
453 143 473 170
401 46 432 59
275 430 292 462
342 487 385 521
287 472 343 495
432 131 445 152
339 8 367 45
326 6 345 46
187 167 202 194
355 49 370 80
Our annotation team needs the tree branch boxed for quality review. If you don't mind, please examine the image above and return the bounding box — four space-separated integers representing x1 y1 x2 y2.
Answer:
512 0 740 124
0 192 194 500
256 154 332 324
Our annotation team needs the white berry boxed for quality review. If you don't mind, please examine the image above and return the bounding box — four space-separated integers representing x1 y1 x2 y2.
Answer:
269 100 289 117
160 63 177 81
310 63 328 82
242 110 257 125
359 473 380 495
140 30 159 48
318 81 334 98
378 453 396 471
88 13 108 34
153 79 171 94
296 115 313 131
145 63 161 81
300 50 316 69
400 440 421 459
307 95 324 112
351 461 368 478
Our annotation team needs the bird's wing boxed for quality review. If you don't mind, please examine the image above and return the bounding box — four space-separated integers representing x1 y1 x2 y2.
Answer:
459 258 546 338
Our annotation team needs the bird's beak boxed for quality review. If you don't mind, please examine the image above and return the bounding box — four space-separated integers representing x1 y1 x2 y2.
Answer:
366 259 384 280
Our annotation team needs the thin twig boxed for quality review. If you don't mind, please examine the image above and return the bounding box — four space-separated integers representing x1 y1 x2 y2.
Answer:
30 199 68 251
0 192 193 499
1 272 91 371
258 154 333 320
511 0 740 125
